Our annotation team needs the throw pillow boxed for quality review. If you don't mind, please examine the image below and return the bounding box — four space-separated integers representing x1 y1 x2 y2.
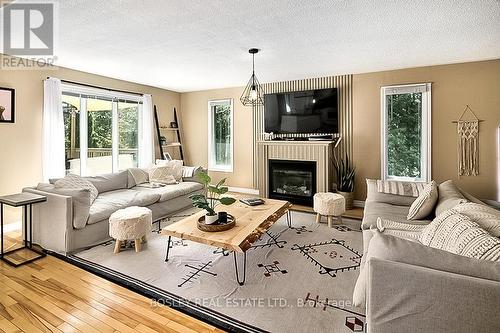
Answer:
149 165 181 184
407 181 438 220
451 202 500 237
435 180 468 216
153 159 183 181
376 180 426 197
55 173 98 203
418 211 500 261
127 168 149 188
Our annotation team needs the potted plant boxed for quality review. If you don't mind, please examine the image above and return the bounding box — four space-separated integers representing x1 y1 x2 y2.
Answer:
189 171 236 224
334 154 356 210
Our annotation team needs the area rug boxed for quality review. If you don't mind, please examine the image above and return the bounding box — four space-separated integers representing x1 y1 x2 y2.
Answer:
72 210 366 333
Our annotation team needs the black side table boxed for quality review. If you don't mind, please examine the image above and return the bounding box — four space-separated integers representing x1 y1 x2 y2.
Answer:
0 192 47 267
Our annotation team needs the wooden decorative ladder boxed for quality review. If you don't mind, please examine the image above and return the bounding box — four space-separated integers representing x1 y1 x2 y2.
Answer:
154 106 184 160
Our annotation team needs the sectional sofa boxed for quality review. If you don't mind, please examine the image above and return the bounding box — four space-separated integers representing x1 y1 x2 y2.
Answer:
356 179 500 333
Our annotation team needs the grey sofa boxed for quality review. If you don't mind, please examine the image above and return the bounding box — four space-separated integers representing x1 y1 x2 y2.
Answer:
359 179 500 333
23 168 204 254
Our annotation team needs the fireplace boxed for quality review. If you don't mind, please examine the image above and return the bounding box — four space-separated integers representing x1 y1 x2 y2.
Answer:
268 159 317 206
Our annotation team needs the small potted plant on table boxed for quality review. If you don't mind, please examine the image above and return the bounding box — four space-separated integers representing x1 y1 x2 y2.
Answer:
189 171 236 224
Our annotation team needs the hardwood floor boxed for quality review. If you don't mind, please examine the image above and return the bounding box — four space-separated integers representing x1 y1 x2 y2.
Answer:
0 232 225 333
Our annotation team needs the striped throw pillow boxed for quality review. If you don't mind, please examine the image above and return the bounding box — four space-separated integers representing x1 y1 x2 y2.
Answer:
407 181 438 220
376 180 426 197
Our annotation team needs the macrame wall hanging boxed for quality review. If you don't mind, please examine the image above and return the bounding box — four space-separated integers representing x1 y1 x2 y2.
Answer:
453 105 483 176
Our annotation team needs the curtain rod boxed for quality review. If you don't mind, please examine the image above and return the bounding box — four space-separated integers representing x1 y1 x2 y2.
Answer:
46 77 144 97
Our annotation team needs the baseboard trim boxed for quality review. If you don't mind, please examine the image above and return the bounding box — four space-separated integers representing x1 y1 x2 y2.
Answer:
353 200 365 208
228 187 259 195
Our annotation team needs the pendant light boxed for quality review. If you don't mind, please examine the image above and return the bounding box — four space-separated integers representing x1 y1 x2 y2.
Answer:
240 48 264 106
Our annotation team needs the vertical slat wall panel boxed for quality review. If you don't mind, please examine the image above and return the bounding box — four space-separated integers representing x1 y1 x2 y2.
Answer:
253 74 353 187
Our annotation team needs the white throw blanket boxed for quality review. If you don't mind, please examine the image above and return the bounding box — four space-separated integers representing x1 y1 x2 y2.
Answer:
375 218 427 242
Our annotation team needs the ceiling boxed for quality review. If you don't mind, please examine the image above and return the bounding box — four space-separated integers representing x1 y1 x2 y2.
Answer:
35 1 500 91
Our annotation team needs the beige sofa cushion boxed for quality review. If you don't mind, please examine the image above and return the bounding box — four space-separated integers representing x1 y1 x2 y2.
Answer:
37 183 91 230
407 181 438 220
419 210 500 261
84 171 129 194
133 181 203 202
54 174 98 203
435 180 468 216
353 231 500 307
88 189 160 225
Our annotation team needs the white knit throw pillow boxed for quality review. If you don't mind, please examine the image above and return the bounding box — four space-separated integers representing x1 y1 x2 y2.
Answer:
419 211 500 261
451 202 500 237
55 173 98 203
149 166 180 184
153 159 183 181
407 181 438 220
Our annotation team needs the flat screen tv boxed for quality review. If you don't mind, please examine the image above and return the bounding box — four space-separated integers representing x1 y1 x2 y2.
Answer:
264 88 338 134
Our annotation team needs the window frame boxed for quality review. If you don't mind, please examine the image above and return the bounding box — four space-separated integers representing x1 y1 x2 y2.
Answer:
62 83 143 176
380 83 432 182
207 98 234 173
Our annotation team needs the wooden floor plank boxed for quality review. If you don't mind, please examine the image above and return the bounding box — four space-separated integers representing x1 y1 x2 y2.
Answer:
0 316 22 333
0 233 224 333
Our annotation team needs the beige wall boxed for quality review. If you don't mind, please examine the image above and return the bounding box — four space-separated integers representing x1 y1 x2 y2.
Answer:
180 59 500 201
180 88 253 188
0 57 180 223
1 57 498 226
353 59 500 200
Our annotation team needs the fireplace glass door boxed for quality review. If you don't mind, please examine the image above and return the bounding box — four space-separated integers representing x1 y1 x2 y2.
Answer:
268 160 316 206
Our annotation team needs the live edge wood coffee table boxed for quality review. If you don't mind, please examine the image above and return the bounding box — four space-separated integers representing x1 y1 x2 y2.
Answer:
161 198 292 285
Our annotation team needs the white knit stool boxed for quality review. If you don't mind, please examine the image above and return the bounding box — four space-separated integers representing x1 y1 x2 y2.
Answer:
109 206 152 253
313 192 345 228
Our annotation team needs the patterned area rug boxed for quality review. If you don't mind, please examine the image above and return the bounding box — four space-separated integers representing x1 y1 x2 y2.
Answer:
73 210 365 333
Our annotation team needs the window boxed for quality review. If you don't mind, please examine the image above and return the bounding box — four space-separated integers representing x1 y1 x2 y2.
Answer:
208 99 233 172
62 84 142 176
381 83 431 182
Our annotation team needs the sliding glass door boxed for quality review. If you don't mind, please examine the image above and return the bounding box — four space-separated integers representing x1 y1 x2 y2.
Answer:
62 88 141 176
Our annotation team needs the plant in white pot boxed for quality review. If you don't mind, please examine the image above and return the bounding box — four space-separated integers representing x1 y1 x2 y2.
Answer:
189 171 236 224
334 154 356 210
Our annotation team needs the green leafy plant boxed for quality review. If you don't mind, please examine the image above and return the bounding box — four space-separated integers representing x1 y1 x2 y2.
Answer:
189 171 236 216
334 154 356 192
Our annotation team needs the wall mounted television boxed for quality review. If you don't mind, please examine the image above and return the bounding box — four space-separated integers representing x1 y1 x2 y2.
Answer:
264 88 338 134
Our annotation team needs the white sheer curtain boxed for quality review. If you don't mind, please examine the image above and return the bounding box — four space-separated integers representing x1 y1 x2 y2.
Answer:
138 94 154 168
42 78 65 181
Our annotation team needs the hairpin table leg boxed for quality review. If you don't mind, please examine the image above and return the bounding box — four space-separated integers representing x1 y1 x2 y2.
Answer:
287 210 292 228
233 251 247 286
165 236 172 262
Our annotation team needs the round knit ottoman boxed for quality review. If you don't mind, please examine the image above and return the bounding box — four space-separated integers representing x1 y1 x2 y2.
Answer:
109 206 152 253
313 192 345 228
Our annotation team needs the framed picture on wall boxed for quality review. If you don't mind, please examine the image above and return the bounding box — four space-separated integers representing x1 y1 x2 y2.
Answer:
0 87 15 123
